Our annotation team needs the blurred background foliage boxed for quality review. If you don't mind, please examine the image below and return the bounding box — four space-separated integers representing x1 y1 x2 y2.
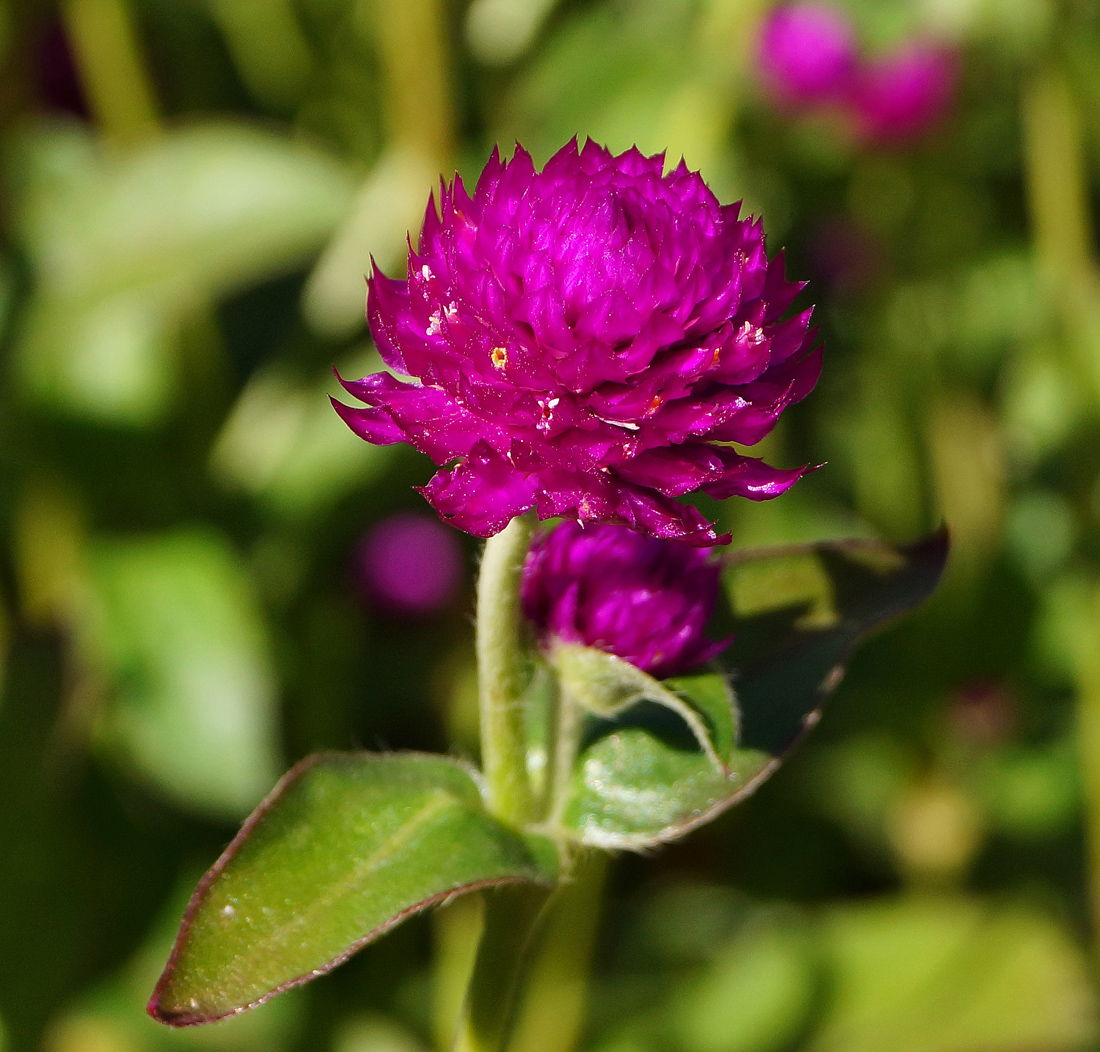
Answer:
3 0 1100 1049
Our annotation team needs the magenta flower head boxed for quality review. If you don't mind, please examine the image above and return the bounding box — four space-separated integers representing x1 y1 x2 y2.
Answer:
756 2 857 109
852 41 958 143
521 521 728 679
334 139 821 547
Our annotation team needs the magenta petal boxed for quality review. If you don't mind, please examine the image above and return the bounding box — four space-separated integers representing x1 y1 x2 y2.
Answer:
330 397 406 446
701 450 810 501
615 445 727 497
418 441 537 537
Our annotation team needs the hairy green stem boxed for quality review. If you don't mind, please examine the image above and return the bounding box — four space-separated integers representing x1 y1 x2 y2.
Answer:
476 512 537 825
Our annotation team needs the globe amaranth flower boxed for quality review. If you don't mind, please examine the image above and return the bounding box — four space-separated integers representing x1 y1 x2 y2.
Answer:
852 41 957 144
756 2 857 109
334 139 821 546
521 521 728 679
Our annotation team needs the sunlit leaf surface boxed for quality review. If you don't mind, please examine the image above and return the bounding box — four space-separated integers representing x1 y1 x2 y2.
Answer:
149 752 557 1026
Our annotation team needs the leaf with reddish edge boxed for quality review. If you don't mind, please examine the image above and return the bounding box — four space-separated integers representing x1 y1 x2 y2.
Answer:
148 752 558 1027
560 531 949 849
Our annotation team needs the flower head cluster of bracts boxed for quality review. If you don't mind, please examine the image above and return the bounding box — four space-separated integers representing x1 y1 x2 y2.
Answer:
757 2 958 143
522 521 727 679
334 139 820 546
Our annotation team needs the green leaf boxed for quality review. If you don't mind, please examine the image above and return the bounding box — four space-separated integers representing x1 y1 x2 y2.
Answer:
807 895 1098 1052
149 752 558 1027
11 121 355 424
729 532 949 756
665 672 737 765
87 529 281 819
559 533 948 848
554 643 726 771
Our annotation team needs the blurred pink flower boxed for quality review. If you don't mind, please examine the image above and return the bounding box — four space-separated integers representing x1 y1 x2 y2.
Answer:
756 2 857 108
851 41 958 144
355 512 463 617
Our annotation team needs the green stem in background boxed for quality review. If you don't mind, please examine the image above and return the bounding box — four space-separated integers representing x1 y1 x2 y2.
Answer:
368 0 455 163
62 0 160 145
1020 63 1100 400
1021 66 1095 282
452 883 553 1052
508 851 609 1052
1068 586 1100 943
1021 64 1100 947
476 512 537 826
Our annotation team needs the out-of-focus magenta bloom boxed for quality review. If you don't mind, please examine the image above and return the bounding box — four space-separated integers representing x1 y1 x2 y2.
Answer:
334 140 821 547
521 521 728 679
756 2 857 108
852 42 957 143
355 512 463 617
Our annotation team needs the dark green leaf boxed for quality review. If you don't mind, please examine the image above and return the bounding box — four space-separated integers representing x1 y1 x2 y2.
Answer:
559 532 948 848
730 531 949 755
149 752 557 1026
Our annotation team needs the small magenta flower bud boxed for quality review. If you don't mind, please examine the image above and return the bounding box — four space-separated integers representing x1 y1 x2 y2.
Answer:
521 521 729 679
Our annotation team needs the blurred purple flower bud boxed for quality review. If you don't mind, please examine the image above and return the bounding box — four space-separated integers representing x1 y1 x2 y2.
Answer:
756 2 857 108
521 521 729 679
852 42 958 144
334 139 821 548
355 512 463 617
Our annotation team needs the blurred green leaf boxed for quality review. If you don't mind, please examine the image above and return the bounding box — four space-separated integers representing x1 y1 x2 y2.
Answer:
149 752 557 1025
88 529 281 819
11 121 355 423
667 911 817 1052
981 740 1081 840
332 1013 428 1052
807 896 1098 1052
210 352 392 517
499 3 734 188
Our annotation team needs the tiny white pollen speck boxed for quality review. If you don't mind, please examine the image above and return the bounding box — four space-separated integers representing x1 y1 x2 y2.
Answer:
221 904 236 917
